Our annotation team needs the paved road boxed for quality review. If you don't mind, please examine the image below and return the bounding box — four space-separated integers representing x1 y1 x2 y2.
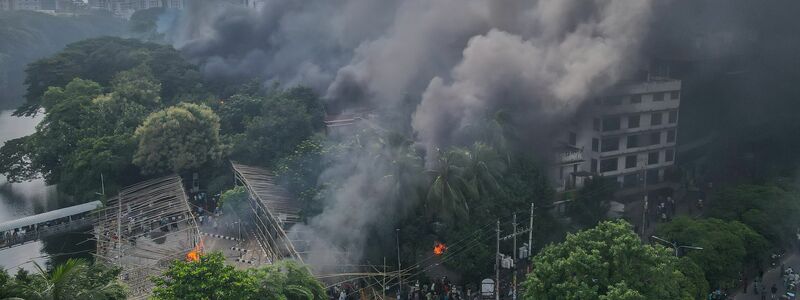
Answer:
734 253 800 300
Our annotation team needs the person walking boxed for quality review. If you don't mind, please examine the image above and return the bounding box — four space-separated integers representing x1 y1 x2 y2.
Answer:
772 283 778 299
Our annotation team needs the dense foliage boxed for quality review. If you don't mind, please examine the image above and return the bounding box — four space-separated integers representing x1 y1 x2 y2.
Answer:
18 36 203 116
524 220 702 300
0 62 210 200
656 217 769 288
0 10 126 109
221 86 325 166
133 102 224 175
151 252 325 300
0 259 126 300
567 176 617 228
708 183 800 246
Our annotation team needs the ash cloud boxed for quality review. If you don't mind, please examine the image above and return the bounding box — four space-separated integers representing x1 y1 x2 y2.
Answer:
167 0 655 266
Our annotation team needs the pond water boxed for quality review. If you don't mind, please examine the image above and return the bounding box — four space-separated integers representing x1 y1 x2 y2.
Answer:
0 109 94 271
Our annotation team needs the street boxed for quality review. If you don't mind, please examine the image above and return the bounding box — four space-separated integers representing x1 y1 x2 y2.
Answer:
734 252 800 300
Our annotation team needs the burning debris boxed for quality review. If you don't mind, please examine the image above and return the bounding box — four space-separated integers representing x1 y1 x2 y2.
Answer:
187 238 204 262
433 241 448 256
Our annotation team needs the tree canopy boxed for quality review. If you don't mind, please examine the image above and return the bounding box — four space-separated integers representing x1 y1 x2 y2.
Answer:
223 86 325 166
0 10 126 109
18 36 203 116
0 258 126 300
151 252 325 300
133 102 224 175
524 220 700 300
708 183 800 246
655 216 769 288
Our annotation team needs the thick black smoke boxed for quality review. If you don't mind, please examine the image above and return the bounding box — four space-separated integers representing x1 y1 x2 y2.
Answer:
166 0 655 266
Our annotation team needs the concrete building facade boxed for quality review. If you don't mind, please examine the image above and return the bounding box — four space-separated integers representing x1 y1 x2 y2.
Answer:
551 78 681 193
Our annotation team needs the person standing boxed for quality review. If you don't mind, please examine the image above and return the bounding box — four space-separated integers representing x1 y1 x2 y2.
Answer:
771 283 778 299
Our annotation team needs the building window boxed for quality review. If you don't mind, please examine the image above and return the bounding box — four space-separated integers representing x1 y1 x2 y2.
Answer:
667 130 676 143
646 169 660 183
605 97 622 106
593 118 600 131
625 155 637 169
648 152 659 165
568 132 577 146
649 131 661 146
630 94 642 104
628 115 640 128
600 158 618 172
653 92 665 101
651 113 663 126
601 137 620 152
592 138 599 152
623 173 639 188
591 159 598 173
626 135 639 149
670 91 680 100
602 116 621 131
665 149 675 162
668 110 678 123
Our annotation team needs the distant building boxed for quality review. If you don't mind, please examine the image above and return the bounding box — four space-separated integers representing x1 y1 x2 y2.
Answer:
551 77 682 193
0 0 14 11
12 0 41 11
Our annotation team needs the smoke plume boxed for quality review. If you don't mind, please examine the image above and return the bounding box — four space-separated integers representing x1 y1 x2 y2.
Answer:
168 0 654 266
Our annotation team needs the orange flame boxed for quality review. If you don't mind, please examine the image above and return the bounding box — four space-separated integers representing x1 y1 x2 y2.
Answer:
186 239 204 262
433 241 447 256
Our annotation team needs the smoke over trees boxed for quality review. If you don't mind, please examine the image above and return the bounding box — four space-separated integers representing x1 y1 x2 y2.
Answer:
160 0 659 269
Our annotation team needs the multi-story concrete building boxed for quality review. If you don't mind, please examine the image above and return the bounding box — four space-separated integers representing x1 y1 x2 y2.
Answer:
0 0 14 11
11 0 40 10
551 78 681 193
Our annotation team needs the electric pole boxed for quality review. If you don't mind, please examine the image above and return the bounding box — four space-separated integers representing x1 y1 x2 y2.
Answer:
528 203 534 260
396 228 401 298
383 257 387 299
495 220 500 300
640 163 648 238
512 213 517 298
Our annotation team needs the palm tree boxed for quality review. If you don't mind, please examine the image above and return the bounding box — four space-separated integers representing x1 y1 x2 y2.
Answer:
15 259 125 300
465 142 506 198
426 148 476 221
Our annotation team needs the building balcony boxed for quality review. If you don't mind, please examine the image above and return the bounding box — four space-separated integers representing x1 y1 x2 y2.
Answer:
555 146 584 165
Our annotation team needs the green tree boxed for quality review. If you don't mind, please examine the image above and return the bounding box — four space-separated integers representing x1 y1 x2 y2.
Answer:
151 252 258 300
133 102 223 175
152 252 325 300
1 259 126 300
228 86 325 166
0 10 126 109
0 67 164 199
250 260 326 299
19 36 202 116
523 220 698 300
655 216 769 288
709 183 800 246
426 147 476 221
129 7 166 41
568 176 617 227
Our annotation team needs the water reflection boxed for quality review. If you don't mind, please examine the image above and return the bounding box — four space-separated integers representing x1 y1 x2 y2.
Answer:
0 110 93 271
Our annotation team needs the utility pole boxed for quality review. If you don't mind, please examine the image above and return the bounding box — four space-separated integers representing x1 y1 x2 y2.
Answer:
100 173 105 197
495 220 500 300
640 163 649 238
512 213 517 298
383 257 387 299
116 192 122 265
528 203 534 258
396 228 401 298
